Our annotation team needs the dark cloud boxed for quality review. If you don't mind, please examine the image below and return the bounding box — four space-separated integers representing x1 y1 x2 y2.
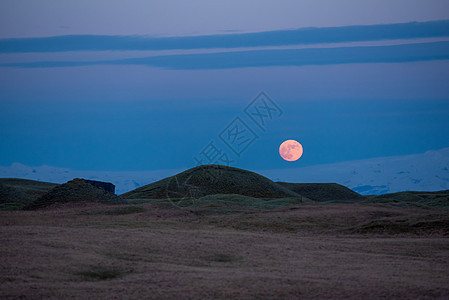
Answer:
1 20 448 53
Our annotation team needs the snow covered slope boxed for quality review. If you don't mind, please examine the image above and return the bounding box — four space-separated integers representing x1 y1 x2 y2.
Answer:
258 148 449 195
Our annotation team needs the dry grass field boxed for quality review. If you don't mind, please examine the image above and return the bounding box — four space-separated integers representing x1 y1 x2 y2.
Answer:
1 201 448 299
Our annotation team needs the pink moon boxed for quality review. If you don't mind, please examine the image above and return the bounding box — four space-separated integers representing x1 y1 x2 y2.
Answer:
279 140 303 161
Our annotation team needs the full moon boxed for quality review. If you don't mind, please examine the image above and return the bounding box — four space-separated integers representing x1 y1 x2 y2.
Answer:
279 139 303 161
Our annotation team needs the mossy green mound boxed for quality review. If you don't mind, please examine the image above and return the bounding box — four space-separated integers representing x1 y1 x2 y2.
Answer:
121 165 301 200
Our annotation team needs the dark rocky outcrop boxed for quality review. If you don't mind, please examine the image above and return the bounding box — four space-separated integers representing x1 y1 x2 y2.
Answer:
84 179 115 194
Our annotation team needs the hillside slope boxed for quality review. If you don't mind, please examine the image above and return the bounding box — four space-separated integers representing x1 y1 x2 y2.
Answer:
277 182 365 202
27 178 125 209
0 178 59 209
0 178 58 198
368 190 449 209
121 165 300 200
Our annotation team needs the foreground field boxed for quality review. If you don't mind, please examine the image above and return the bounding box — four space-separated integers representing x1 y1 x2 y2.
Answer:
1 202 449 299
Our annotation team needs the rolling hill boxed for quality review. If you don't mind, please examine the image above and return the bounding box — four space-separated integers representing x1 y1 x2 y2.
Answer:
0 178 59 209
26 178 125 210
276 182 365 202
367 189 449 209
121 164 301 200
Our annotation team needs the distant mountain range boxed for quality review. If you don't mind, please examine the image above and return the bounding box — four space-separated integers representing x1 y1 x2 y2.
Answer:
0 148 448 195
259 148 449 195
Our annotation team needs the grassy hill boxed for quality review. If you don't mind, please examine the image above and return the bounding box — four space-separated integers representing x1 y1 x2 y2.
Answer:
3 169 447 212
276 182 365 202
26 178 125 210
0 178 59 210
121 165 301 200
367 190 449 209
0 178 58 198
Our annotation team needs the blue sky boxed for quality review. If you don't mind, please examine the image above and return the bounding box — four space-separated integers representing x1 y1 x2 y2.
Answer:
1 1 449 172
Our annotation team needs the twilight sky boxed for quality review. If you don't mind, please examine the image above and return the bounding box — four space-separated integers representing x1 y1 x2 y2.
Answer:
1 0 449 172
